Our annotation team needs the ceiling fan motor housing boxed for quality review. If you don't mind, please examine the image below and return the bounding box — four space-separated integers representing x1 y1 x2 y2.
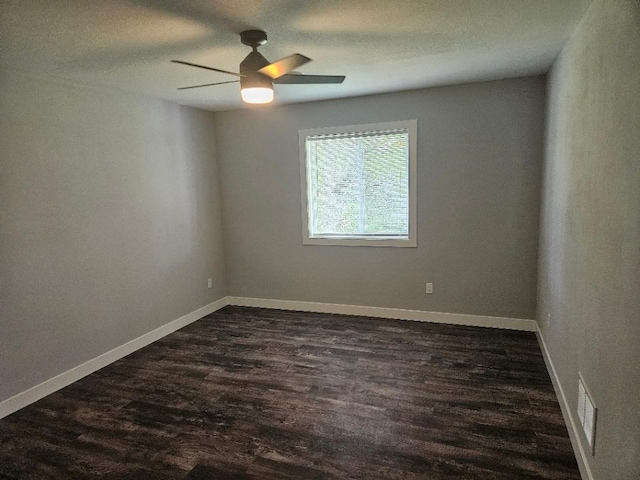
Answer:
240 51 273 90
240 51 270 72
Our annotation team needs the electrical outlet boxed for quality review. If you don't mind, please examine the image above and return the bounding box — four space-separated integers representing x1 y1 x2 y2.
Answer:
207 278 212 289
425 283 433 294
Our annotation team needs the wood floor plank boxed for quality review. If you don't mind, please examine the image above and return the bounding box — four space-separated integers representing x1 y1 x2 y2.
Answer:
0 306 580 479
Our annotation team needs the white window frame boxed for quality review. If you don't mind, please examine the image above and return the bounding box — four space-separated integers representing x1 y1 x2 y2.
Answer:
299 120 417 247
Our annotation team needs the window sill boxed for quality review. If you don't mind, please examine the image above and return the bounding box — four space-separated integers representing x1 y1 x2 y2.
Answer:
303 237 416 248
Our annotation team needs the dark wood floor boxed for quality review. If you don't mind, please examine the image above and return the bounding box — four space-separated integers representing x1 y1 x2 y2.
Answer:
0 306 580 479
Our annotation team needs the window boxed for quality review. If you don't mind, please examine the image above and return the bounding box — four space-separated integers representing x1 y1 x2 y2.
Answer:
300 120 417 247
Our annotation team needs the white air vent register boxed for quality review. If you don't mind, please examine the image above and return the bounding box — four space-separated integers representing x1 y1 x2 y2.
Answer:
577 375 597 454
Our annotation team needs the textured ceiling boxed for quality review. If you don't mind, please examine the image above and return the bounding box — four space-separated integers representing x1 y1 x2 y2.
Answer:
0 0 591 111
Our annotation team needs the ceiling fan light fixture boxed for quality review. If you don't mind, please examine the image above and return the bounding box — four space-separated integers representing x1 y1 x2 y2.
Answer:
241 86 274 104
240 72 274 104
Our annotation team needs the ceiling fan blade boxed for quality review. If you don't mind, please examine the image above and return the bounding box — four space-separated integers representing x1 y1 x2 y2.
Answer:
258 54 311 79
178 80 240 90
274 74 346 84
171 60 244 78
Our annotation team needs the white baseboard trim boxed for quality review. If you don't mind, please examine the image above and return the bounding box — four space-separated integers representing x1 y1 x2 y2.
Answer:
536 328 594 480
0 297 535 420
227 296 537 331
0 297 229 420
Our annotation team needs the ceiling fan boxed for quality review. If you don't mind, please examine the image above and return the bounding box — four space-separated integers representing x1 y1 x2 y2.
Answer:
172 30 346 104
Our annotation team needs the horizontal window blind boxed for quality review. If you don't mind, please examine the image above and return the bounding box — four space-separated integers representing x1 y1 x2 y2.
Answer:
306 128 409 238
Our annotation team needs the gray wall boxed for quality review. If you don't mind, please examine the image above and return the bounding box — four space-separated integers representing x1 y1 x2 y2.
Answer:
0 70 227 402
215 77 545 319
538 0 640 478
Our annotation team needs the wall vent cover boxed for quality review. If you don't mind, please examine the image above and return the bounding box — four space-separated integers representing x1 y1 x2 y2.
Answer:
577 375 597 454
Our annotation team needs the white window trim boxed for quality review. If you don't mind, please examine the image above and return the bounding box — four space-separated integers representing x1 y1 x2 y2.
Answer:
299 120 417 248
